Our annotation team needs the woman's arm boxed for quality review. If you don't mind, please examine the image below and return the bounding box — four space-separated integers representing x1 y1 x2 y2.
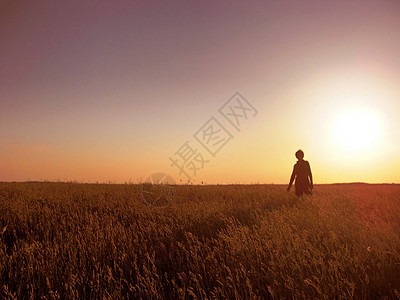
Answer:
287 165 296 191
308 162 313 189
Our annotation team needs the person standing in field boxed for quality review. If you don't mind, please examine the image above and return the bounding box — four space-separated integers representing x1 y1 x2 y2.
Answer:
287 149 313 197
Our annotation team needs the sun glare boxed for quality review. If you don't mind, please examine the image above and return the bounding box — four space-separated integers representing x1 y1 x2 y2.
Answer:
334 108 382 152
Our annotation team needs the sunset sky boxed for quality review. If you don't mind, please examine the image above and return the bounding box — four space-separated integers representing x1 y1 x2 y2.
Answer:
1 0 399 184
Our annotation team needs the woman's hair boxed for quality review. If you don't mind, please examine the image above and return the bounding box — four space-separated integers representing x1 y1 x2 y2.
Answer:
295 149 304 159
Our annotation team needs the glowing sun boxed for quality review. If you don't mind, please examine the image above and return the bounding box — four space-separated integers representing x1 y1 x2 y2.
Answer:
334 107 383 152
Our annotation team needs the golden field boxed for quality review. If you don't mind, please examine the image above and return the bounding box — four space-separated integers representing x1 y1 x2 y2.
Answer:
0 182 399 299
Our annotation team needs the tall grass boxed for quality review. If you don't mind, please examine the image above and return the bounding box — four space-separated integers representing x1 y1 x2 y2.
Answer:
0 182 399 299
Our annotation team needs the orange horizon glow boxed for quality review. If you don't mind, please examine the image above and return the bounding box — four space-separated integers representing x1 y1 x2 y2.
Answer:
1 1 399 184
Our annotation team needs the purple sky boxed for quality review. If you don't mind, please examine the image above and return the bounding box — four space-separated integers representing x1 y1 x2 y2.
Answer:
1 1 400 183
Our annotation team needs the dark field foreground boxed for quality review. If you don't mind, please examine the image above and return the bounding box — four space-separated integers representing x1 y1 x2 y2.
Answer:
0 182 399 299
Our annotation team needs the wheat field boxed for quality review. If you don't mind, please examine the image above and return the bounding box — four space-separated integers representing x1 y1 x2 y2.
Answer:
0 182 399 299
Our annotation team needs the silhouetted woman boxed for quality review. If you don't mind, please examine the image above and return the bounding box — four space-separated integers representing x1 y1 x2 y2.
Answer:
287 149 313 197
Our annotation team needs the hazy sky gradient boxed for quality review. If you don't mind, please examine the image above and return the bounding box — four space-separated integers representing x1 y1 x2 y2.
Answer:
1 0 400 183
